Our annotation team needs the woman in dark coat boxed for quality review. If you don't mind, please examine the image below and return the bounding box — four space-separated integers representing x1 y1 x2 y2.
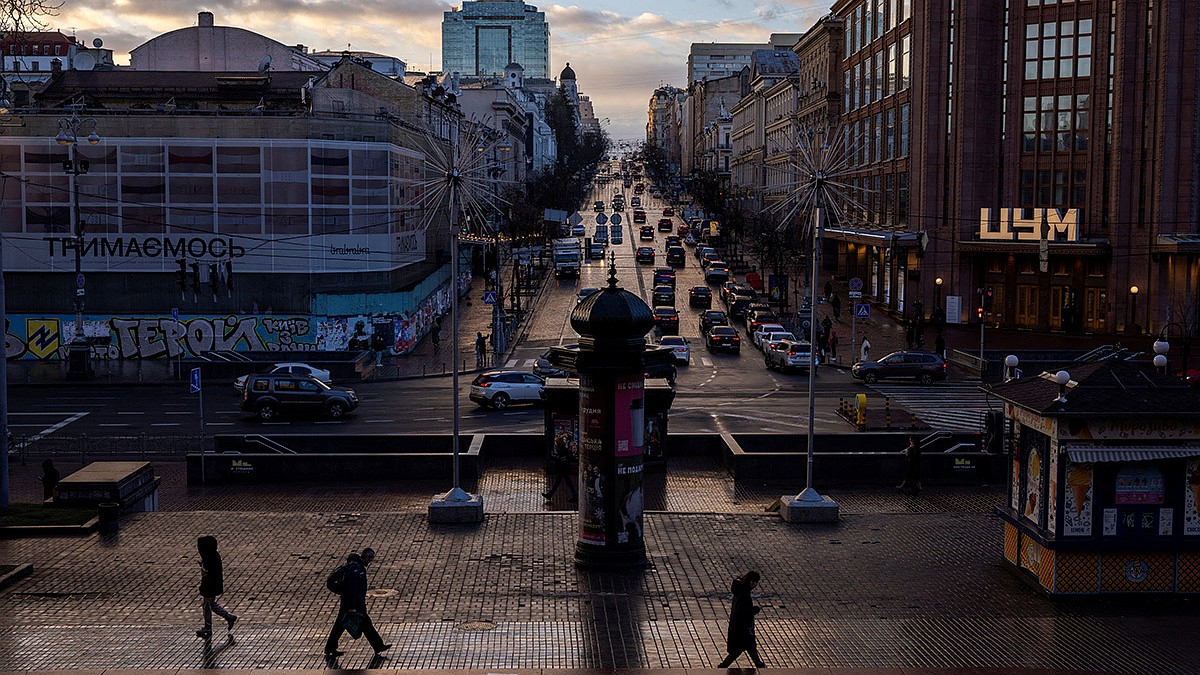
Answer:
196 536 237 638
717 571 765 668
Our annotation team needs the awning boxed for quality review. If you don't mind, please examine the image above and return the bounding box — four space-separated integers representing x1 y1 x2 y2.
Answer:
1066 446 1200 463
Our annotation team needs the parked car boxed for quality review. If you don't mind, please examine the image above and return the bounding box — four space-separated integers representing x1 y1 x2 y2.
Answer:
677 223 690 237
689 286 713 308
240 374 358 422
745 307 781 333
234 362 331 395
699 309 729 335
659 336 691 365
725 292 756 320
653 268 677 288
636 247 655 264
469 370 547 409
658 217 674 232
666 246 686 267
652 285 676 307
852 351 949 385
653 306 680 334
577 287 600 303
749 323 787 348
705 326 742 352
644 344 678 384
705 262 730 283
764 340 818 372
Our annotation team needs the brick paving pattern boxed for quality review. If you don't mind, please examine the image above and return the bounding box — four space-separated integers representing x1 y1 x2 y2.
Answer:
3 454 1199 673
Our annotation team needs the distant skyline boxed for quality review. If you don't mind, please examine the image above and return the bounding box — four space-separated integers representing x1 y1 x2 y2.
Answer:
46 0 835 142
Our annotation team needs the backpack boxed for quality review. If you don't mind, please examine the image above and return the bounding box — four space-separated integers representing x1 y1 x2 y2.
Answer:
326 564 348 594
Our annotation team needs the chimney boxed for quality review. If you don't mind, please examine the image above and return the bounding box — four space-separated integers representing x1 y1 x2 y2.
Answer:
198 11 214 27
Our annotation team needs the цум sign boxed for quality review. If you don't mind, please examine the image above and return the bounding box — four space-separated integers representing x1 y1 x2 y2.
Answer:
978 208 1080 242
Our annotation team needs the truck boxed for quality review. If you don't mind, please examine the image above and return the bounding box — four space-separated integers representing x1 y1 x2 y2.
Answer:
552 238 582 278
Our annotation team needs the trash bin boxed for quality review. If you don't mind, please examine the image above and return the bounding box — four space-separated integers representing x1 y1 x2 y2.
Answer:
97 502 120 534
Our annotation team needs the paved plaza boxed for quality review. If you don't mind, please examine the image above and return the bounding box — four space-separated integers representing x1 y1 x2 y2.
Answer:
2 455 1199 674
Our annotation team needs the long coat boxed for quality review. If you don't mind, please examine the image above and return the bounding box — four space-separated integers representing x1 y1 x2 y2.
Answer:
197 536 224 597
725 577 760 653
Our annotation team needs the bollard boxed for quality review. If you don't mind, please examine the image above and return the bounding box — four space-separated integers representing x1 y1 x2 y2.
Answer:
97 502 120 534
884 398 891 429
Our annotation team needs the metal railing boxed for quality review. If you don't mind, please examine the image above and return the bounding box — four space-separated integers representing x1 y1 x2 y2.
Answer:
8 433 201 464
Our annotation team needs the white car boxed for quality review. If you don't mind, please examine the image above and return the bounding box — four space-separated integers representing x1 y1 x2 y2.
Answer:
764 340 819 372
658 336 691 365
234 362 331 395
468 370 546 409
750 323 787 348
759 331 797 354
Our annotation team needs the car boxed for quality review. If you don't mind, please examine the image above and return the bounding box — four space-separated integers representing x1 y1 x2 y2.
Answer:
653 306 680 334
234 362 332 395
534 348 570 378
571 223 586 236
699 309 729 335
852 351 949 385
588 242 605 259
725 283 756 303
765 340 818 372
706 326 741 352
652 285 675 307
696 245 715 261
612 200 625 211
705 262 730 283
653 268 677 288
663 207 675 217
469 370 546 409
759 330 798 354
750 323 787 348
658 218 673 232
633 209 647 223
677 223 690 237
746 308 781 332
664 235 682 250
666 246 686 267
725 291 758 320
577 287 600 303
636 247 655 264
240 374 358 422
593 200 606 212
659 336 691 365
701 252 722 268
631 196 642 207
719 280 741 304
643 344 679 384
640 225 655 240
689 286 713 308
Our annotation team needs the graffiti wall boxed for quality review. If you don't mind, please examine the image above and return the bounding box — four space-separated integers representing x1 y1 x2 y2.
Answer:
5 272 468 360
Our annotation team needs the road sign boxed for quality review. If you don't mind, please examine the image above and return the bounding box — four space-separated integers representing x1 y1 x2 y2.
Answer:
482 291 498 305
596 213 608 225
76 273 86 288
854 303 870 319
189 367 202 394
568 212 583 226
848 290 863 299
609 213 622 225
849 277 863 292
171 307 179 320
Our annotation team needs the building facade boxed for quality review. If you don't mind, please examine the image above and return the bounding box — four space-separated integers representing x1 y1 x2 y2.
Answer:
1 31 115 105
647 85 684 171
442 0 550 79
130 12 325 72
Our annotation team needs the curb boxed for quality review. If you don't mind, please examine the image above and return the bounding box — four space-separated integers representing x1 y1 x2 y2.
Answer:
0 517 100 540
0 563 33 590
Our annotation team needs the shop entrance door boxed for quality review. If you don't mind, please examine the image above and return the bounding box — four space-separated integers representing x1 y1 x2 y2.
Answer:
1016 285 1039 327
1049 286 1069 330
1084 288 1107 332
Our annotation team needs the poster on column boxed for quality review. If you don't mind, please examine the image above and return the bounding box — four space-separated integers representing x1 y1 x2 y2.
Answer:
946 296 962 324
1062 461 1094 536
1184 458 1200 536
613 375 645 546
578 375 609 545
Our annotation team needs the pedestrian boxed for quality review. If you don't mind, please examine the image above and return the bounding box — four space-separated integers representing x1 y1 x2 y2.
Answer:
899 436 922 495
195 536 237 639
823 279 833 301
542 436 577 502
829 329 839 363
431 321 441 351
716 571 766 668
830 293 842 320
816 328 829 362
325 548 391 658
905 320 916 350
913 300 925 328
39 459 60 501
475 331 487 367
821 315 833 339
860 336 872 362
935 331 946 359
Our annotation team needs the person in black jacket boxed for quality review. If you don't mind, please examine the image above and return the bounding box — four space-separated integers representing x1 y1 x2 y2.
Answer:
196 536 237 638
716 571 765 668
324 548 391 657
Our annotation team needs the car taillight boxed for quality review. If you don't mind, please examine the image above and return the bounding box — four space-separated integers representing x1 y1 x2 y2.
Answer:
478 381 491 387
733 336 740 341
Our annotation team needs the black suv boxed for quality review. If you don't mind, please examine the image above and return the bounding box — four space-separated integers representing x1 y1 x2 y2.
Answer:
240 374 359 421
652 285 676 307
852 351 949 385
699 309 729 335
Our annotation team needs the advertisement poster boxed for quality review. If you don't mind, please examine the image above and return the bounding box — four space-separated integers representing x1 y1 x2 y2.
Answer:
551 414 579 461
1062 461 1094 537
1022 438 1046 525
613 375 645 546
578 375 609 545
1010 449 1022 513
1047 448 1060 534
645 413 665 460
1186 459 1200 536
1114 464 1165 505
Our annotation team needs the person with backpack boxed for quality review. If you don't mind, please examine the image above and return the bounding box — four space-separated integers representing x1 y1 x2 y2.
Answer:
195 536 237 639
324 548 390 658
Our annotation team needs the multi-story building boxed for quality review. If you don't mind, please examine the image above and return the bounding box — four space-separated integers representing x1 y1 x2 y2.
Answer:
647 85 684 171
310 50 406 78
680 73 747 177
793 16 844 138
687 35 802 84
130 11 325 72
730 50 801 211
1 31 115 105
441 0 550 79
698 103 733 176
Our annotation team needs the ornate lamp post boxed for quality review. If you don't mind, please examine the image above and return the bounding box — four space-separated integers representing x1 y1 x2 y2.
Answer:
56 106 101 380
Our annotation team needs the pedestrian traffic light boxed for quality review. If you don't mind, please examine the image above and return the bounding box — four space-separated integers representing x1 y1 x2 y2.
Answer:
208 263 220 295
190 262 201 292
984 287 994 311
176 258 188 291
977 306 984 322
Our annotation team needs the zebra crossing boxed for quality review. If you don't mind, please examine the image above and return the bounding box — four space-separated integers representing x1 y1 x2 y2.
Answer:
866 381 999 433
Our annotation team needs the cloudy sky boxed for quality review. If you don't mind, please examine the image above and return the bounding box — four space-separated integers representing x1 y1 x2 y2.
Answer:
51 0 835 141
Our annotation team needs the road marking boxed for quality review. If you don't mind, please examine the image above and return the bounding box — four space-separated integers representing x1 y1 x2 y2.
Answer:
364 419 394 423
151 423 181 427
262 422 290 426
117 411 145 415
98 423 131 428
19 411 89 443
503 411 529 416
701 358 713 366
206 422 235 426
413 417 443 421
505 359 519 368
314 421 347 424
165 411 191 416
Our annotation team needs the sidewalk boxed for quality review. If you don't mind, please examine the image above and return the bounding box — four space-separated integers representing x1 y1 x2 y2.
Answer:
1 455 1197 673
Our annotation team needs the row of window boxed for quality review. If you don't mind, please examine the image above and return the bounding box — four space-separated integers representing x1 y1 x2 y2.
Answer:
849 103 911 166
1019 168 1088 209
1025 20 1094 81
1021 93 1090 153
845 35 912 111
5 43 65 55
845 0 912 57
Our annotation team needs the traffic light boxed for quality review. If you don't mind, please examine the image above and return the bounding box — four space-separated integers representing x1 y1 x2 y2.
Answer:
208 263 220 295
977 306 985 323
176 258 188 291
984 287 994 311
190 262 201 292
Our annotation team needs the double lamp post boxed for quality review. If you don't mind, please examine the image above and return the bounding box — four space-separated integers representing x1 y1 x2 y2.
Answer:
56 107 101 380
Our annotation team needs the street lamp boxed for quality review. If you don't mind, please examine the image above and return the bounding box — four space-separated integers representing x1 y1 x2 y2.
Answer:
935 276 943 307
56 106 101 380
1128 285 1140 336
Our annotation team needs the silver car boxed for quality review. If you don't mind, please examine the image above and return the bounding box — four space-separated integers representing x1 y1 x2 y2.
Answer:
764 340 819 372
468 370 546 410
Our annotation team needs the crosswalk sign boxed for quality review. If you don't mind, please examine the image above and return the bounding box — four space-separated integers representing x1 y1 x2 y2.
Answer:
854 303 870 318
483 291 498 305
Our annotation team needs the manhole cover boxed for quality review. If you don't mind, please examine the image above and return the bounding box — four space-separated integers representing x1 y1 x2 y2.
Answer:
457 620 497 631
366 588 400 598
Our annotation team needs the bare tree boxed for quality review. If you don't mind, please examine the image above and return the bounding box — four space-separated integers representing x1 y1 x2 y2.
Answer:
1 0 64 36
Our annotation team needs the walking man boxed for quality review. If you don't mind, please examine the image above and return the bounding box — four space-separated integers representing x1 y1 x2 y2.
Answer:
475 331 487 368
716 571 766 668
899 436 922 495
542 436 577 502
830 293 842 320
325 548 390 658
829 329 839 363
860 336 872 362
935 331 946 359
195 536 237 639
431 320 441 351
